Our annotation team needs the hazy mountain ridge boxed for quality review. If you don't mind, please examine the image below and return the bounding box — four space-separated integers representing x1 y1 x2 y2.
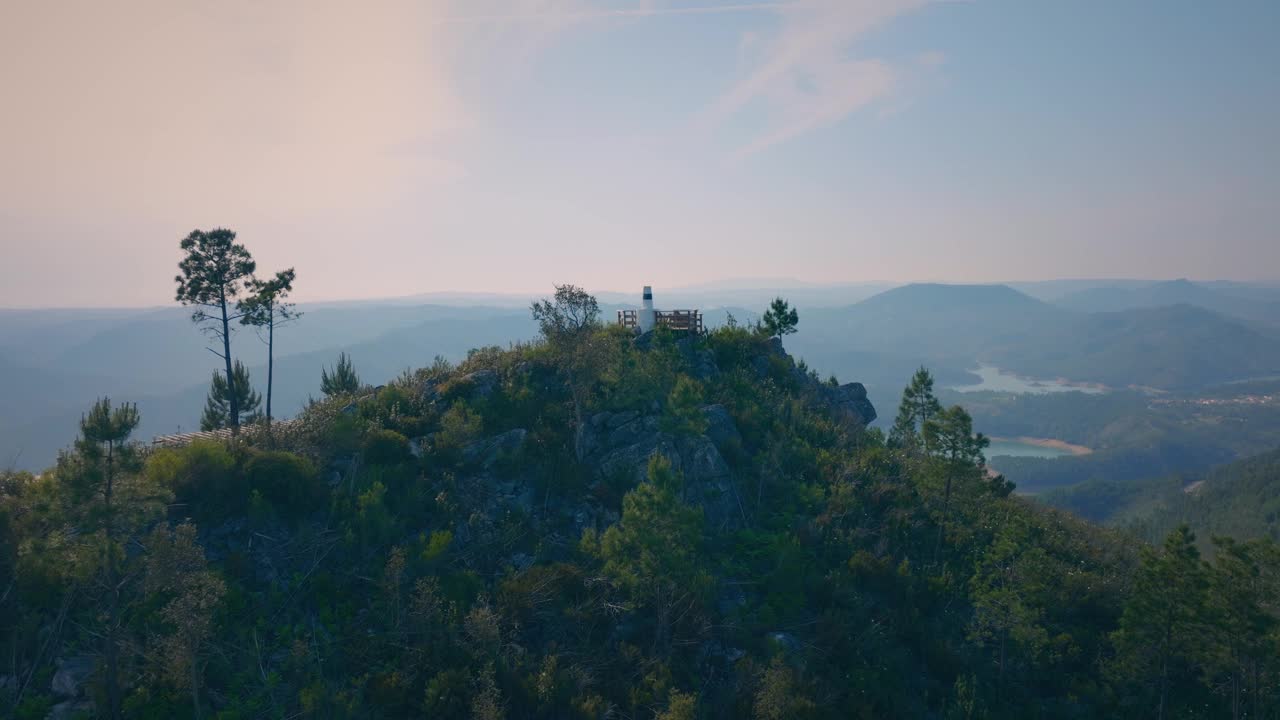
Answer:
1053 278 1280 328
988 303 1280 390
5 280 1280 470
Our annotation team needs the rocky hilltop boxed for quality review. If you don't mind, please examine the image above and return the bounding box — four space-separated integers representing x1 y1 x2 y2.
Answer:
10 317 1193 719
392 331 875 548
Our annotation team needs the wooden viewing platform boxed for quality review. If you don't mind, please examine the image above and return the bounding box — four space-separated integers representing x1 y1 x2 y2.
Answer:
617 308 704 334
152 417 300 448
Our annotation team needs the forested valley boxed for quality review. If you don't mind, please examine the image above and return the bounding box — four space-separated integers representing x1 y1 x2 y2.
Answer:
5 242 1280 718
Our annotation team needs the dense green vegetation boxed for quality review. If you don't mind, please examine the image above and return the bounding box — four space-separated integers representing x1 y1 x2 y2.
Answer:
6 287 1280 719
947 383 1280 494
1046 448 1280 547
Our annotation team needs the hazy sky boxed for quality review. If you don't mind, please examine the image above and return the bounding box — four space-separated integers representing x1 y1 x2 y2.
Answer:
2 0 1278 307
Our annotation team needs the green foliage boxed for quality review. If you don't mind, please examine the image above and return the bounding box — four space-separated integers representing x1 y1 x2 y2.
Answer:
658 691 699 720
238 267 299 420
588 456 707 650
174 228 256 312
890 366 942 449
754 656 816 720
242 450 324 518
175 227 257 431
321 351 362 398
362 428 412 467
1111 526 1212 716
15 320 1280 720
530 284 600 342
925 405 989 474
662 375 709 436
147 440 240 520
967 512 1051 687
760 297 799 340
437 401 483 452
200 359 262 430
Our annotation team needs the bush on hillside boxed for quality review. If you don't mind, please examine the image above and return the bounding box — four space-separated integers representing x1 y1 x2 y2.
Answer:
146 440 242 521
243 449 325 517
363 428 413 467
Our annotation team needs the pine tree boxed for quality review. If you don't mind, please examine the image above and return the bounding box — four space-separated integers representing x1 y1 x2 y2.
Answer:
967 511 1050 704
1205 537 1280 720
662 375 709 436
200 360 261 431
761 297 799 341
924 404 989 567
238 268 299 423
321 352 362 397
587 455 705 653
1111 526 1212 720
889 367 943 449
56 399 165 720
175 228 256 432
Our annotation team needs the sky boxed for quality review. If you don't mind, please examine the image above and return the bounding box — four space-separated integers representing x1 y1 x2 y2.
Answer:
1 0 1278 307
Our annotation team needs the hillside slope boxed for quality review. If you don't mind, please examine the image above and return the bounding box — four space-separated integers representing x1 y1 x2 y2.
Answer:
989 304 1280 389
6 322 1202 719
1046 447 1280 545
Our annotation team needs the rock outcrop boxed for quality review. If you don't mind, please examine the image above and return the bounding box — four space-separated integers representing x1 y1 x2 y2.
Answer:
814 380 876 428
583 408 742 531
443 331 873 546
51 656 94 698
756 336 876 427
462 428 528 470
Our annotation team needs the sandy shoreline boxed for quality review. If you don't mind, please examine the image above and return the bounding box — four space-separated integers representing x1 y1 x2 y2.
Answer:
991 436 1093 456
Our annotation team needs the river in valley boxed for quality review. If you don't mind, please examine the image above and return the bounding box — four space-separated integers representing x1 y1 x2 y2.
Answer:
952 364 1107 395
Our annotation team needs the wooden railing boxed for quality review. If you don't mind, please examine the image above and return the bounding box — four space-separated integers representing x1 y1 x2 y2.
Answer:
616 309 703 334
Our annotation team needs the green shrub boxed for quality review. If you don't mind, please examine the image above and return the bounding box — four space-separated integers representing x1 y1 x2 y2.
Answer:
146 440 242 520
243 450 325 517
437 401 483 451
662 375 709 436
363 428 412 466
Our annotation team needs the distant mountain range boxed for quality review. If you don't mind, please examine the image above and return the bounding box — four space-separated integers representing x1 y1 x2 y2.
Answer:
988 303 1280 390
792 281 1280 397
3 278 1279 470
1052 278 1280 328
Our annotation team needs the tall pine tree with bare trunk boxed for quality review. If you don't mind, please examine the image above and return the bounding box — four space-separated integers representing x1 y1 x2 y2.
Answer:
238 268 300 423
175 228 256 432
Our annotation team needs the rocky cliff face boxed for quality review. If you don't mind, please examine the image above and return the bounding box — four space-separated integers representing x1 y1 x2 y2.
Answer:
756 336 876 428
582 407 742 531
434 332 875 544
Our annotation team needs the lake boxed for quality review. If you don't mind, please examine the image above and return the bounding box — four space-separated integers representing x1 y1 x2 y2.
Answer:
952 364 1106 395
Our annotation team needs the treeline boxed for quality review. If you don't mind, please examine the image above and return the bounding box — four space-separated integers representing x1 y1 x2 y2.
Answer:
948 384 1280 494
1046 447 1280 544
4 282 1280 718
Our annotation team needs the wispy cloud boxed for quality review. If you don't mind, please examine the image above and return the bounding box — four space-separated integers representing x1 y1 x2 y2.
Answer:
703 0 931 157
